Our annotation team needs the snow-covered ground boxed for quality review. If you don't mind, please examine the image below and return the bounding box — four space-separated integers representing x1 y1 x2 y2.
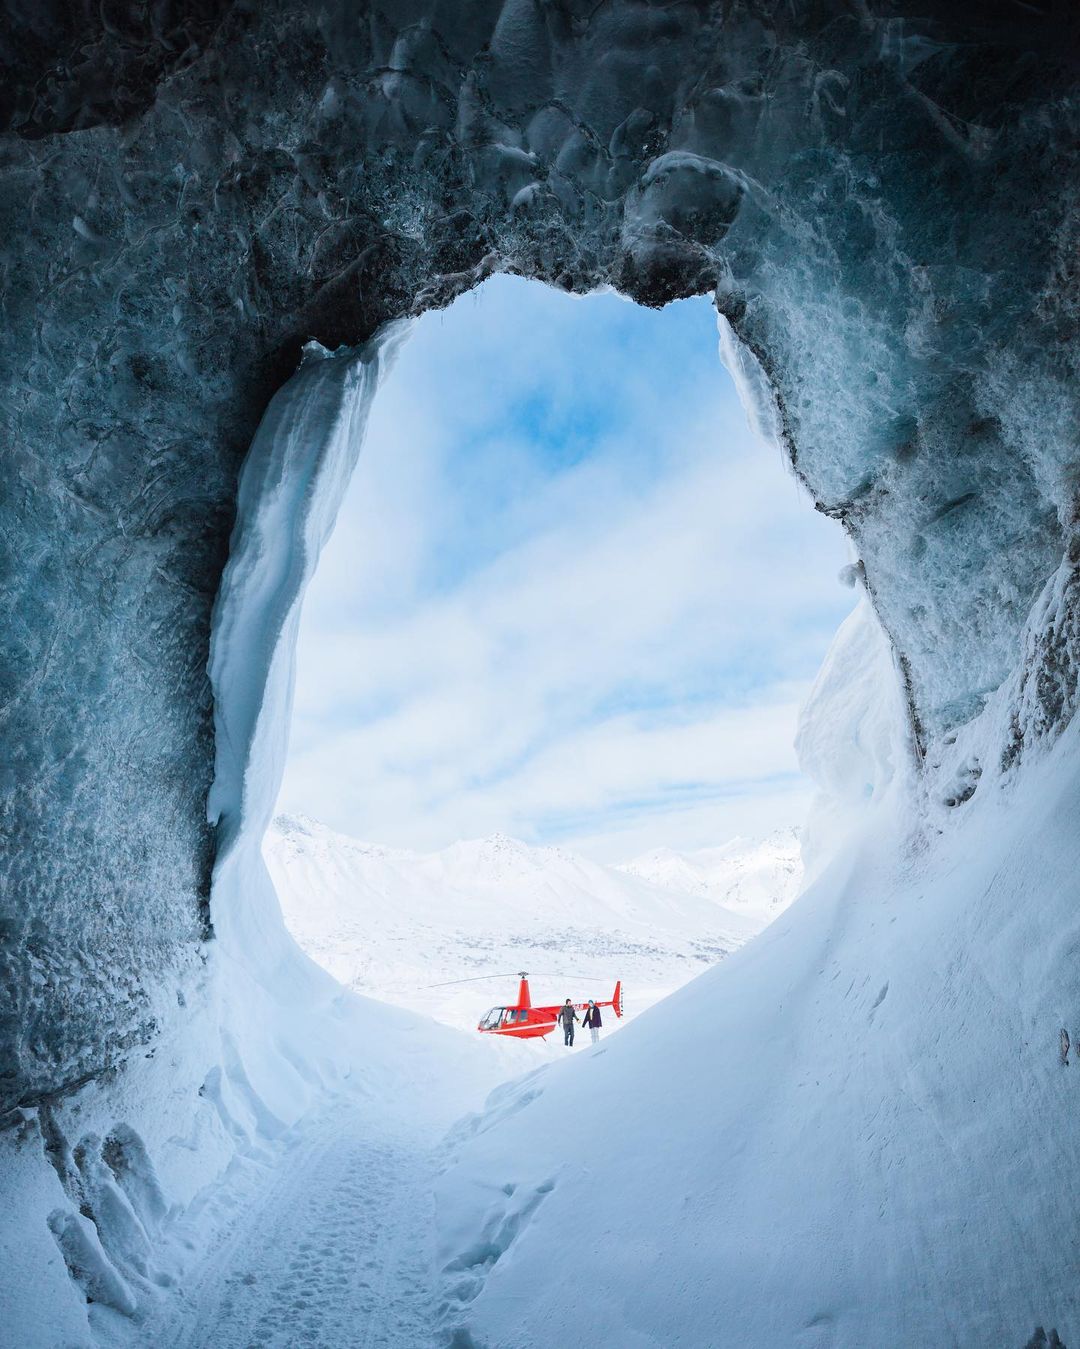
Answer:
264 817 801 1039
4 809 801 1347
118 1000 505 1349
430 602 1080 1348
1 989 511 1349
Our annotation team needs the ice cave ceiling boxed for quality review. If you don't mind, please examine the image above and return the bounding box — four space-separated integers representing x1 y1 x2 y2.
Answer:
1 2 1077 1111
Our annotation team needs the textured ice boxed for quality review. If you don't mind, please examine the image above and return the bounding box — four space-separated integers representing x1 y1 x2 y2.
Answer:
206 331 406 973
0 9 1078 1335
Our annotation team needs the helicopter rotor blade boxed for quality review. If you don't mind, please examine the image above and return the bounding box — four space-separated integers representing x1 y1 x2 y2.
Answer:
423 972 526 989
423 970 613 989
534 973 611 981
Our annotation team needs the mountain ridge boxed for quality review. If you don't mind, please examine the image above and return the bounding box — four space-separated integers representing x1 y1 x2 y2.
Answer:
264 815 804 1039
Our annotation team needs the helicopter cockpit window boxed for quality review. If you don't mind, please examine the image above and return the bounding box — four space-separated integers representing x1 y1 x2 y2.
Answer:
480 1008 504 1030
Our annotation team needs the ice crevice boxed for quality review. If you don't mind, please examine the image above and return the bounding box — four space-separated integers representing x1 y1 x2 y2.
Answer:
1 3 1078 1345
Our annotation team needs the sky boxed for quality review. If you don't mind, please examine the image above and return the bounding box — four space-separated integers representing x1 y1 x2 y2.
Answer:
276 275 855 862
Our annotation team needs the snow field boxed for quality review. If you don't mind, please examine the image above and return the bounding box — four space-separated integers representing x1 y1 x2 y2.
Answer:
264 818 800 1042
429 717 1080 1348
149 1109 442 1349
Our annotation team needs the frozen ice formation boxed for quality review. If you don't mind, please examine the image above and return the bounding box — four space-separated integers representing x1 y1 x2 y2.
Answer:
1 0 1077 1182
2 6 1080 1345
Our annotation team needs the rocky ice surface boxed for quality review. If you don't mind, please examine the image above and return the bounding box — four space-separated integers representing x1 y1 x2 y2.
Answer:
2 2 1077 1107
1 3 1078 1346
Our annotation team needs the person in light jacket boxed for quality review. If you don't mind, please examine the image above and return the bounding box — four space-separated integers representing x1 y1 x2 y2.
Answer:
583 1000 602 1044
557 999 578 1047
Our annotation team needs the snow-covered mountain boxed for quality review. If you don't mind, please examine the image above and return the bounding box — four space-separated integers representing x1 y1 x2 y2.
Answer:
618 829 802 921
263 816 802 1038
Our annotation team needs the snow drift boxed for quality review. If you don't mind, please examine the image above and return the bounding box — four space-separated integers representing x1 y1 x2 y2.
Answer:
434 602 1080 1347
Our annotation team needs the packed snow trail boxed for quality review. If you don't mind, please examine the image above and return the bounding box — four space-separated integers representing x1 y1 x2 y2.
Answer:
151 1103 443 1349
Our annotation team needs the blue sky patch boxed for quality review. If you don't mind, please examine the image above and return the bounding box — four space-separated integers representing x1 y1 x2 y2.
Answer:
279 275 855 860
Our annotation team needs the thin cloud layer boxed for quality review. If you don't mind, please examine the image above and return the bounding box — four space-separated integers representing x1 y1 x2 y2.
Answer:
278 277 854 859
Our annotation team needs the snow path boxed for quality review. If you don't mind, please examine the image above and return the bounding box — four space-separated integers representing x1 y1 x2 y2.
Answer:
152 1104 444 1349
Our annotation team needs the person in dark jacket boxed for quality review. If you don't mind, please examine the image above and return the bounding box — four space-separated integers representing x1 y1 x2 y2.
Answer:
557 999 578 1047
583 1000 602 1044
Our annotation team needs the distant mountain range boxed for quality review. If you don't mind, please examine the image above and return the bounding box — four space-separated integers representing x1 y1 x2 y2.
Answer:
264 816 803 1041
617 831 803 920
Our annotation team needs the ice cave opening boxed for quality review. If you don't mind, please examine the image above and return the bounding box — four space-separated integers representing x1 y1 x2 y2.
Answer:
3 5 1078 1347
262 274 856 1047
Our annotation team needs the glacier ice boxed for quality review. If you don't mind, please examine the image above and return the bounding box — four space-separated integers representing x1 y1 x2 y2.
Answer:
1 3 1078 1343
206 331 407 972
3 0 1076 1110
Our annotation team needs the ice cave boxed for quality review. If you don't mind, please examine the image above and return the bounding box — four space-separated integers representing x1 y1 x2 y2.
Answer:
2 3 1079 1346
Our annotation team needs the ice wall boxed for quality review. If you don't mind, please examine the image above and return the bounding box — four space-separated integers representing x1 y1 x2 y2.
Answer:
2 1 1077 1126
206 329 407 980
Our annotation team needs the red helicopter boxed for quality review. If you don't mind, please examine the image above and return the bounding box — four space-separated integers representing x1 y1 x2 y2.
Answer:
430 971 623 1039
478 972 623 1039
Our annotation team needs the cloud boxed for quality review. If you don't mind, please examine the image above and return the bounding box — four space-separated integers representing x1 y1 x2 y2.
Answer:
277 276 854 859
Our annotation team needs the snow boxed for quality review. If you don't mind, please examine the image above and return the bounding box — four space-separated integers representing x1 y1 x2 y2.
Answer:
432 632 1080 1349
794 597 911 876
206 332 407 976
617 829 802 923
0 983 508 1349
264 817 798 1038
152 1106 443 1348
